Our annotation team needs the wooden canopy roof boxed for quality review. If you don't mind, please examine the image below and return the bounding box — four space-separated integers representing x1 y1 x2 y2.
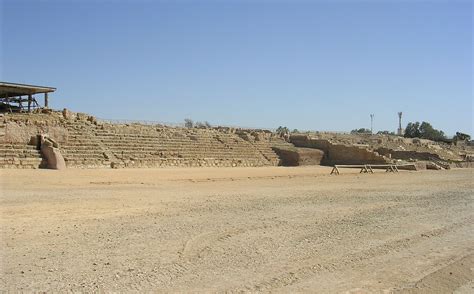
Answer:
0 81 56 98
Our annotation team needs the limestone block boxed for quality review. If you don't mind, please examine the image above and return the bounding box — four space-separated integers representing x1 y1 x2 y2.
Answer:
40 135 66 170
28 135 41 148
41 145 66 170
62 108 73 120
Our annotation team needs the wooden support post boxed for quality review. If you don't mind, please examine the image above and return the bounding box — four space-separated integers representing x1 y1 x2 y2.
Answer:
367 165 374 173
27 94 32 112
386 165 395 173
44 93 49 108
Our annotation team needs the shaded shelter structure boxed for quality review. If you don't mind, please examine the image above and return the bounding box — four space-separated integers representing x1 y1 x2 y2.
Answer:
0 81 56 112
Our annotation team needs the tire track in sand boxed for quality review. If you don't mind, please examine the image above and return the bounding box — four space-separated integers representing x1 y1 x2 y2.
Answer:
238 216 474 291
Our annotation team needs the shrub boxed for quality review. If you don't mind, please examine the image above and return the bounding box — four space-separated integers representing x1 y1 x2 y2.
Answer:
453 132 471 141
350 128 371 134
276 126 290 135
184 118 193 128
377 130 396 135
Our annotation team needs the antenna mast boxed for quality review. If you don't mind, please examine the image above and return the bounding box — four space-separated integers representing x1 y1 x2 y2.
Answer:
397 112 403 135
370 114 375 134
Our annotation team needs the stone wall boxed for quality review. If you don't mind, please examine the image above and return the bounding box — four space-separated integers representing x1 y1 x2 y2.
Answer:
2 115 69 144
290 135 388 165
272 147 324 166
300 132 468 162
375 147 441 161
322 144 388 165
296 148 325 165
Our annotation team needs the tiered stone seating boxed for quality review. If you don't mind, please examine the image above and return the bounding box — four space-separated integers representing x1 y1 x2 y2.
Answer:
61 122 110 168
0 111 295 169
94 126 272 168
238 134 296 166
252 138 294 165
0 142 43 168
247 141 280 165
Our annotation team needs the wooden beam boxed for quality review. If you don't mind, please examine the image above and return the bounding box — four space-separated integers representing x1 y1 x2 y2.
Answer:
28 94 32 112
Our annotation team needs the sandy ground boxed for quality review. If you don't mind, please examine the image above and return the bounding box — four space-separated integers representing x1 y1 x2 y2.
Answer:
0 166 473 292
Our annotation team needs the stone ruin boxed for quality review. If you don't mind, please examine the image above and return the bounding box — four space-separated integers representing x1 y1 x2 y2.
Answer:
0 110 472 170
0 110 292 169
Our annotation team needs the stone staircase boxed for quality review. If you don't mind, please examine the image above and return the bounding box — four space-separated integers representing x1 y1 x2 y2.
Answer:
61 121 111 168
428 157 450 170
241 135 296 166
0 142 43 169
93 126 273 168
0 122 5 141
0 112 295 169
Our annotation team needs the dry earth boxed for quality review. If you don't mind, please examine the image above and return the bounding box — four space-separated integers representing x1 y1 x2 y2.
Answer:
0 166 473 293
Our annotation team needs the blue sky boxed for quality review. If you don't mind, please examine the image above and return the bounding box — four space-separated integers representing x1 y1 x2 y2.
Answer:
1 0 472 135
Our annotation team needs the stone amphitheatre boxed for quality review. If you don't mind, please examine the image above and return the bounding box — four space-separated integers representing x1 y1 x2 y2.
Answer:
1 108 473 171
1 82 473 292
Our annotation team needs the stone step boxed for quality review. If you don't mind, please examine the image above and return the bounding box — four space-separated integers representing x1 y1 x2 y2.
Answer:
0 154 42 160
96 138 195 144
0 164 41 169
63 155 107 160
0 144 38 150
119 158 267 164
64 143 261 152
113 149 258 154
62 141 102 146
105 145 260 151
0 158 42 167
62 149 105 154
99 143 249 149
0 148 41 153
114 154 265 159
65 159 109 164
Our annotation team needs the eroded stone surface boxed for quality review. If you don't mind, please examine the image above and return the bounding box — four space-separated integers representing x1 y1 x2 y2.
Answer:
0 110 472 169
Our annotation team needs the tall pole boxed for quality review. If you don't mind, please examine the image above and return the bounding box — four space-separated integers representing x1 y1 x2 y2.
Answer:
370 114 374 134
398 112 403 135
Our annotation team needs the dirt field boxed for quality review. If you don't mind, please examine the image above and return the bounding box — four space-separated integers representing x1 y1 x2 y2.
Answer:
1 166 473 292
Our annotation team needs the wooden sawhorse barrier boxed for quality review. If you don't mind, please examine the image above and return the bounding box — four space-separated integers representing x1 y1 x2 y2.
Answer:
330 164 400 175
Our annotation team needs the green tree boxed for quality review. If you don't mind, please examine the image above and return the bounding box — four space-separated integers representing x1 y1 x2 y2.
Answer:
350 128 371 134
419 122 445 141
453 132 470 141
404 121 446 141
404 122 421 138
276 126 289 135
